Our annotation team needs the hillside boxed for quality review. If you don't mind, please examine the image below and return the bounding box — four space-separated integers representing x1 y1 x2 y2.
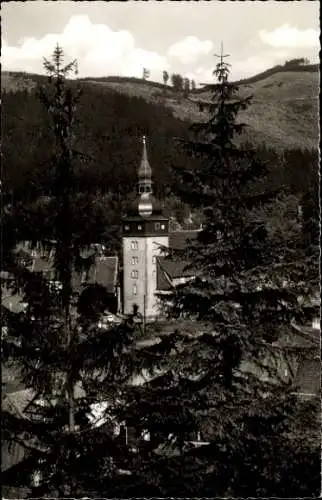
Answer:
1 75 191 201
81 70 318 150
2 64 319 151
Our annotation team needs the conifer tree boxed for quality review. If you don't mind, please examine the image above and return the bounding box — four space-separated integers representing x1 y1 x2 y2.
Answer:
119 46 320 496
1 45 162 497
162 70 169 86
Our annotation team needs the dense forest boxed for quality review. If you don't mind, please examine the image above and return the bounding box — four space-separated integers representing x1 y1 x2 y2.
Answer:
2 81 319 197
2 84 189 199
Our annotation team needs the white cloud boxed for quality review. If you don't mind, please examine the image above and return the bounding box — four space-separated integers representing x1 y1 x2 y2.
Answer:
259 24 319 49
2 16 319 86
230 53 284 80
168 36 213 64
2 14 169 80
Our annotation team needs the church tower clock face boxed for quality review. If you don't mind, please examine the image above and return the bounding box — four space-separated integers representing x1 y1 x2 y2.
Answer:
122 136 169 320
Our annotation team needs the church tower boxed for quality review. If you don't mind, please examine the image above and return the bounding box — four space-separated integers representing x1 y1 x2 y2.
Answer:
122 136 169 319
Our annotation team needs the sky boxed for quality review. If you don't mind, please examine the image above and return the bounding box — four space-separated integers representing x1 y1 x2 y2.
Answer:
2 1 320 84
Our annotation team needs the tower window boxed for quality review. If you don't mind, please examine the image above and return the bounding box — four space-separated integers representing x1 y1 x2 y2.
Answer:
155 223 160 230
132 256 139 265
131 241 139 250
139 185 151 194
133 284 137 295
161 224 165 230
131 270 139 279
138 225 142 230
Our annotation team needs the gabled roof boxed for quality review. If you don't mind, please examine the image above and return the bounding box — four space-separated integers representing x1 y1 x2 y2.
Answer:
156 259 172 291
155 229 200 291
157 257 193 279
156 255 196 292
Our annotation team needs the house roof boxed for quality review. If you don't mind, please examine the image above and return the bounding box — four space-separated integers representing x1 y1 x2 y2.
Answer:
155 258 176 292
8 254 119 295
276 324 320 350
156 256 196 292
157 257 193 279
169 229 200 250
154 230 200 291
2 381 86 421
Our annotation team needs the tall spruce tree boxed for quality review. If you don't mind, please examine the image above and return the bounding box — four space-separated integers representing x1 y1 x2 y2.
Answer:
1 46 166 497
115 47 320 496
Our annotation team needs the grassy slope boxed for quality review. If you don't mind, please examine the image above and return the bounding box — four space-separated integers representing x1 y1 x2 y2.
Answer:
81 70 319 150
2 66 319 150
195 70 319 150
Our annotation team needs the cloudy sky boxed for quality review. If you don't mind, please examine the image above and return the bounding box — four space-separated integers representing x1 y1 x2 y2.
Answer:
2 1 320 84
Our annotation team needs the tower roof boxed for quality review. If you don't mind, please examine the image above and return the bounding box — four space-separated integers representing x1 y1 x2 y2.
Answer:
138 136 152 180
125 195 164 218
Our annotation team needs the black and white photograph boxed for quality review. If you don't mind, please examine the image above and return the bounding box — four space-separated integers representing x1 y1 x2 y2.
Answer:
1 1 320 497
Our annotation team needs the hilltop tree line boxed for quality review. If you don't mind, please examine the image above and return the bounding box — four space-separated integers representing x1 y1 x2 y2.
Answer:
142 57 312 90
141 67 196 92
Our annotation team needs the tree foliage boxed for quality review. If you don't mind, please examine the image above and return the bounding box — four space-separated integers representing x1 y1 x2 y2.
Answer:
284 57 310 67
171 73 184 92
148 50 320 496
162 70 169 85
1 45 162 497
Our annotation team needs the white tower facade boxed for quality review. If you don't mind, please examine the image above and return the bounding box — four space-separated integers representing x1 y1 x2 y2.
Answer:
122 137 169 319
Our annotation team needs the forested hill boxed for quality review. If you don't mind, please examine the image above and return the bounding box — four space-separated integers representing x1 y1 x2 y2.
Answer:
1 64 319 203
2 63 319 151
2 75 191 202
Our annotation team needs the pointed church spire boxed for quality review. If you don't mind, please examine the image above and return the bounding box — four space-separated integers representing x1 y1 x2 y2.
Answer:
138 135 152 195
